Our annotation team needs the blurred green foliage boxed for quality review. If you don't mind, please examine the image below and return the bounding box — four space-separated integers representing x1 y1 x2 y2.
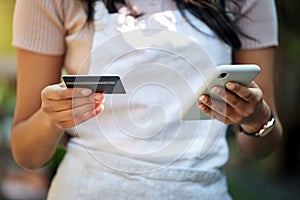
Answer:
0 0 16 115
0 78 15 112
0 0 15 55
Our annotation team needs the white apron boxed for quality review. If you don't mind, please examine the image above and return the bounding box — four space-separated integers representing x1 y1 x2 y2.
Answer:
48 1 233 199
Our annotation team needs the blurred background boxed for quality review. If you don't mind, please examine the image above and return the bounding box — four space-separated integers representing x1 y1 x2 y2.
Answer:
0 0 299 199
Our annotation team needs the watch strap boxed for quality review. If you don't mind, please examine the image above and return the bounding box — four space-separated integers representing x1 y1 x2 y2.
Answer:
239 110 276 138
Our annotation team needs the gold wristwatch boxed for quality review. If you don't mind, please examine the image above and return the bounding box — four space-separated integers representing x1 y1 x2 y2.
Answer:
239 111 276 138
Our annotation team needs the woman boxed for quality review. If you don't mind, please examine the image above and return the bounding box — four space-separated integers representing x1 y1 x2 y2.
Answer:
11 0 283 199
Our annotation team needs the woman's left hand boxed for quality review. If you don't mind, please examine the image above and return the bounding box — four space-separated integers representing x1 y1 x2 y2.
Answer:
199 81 271 132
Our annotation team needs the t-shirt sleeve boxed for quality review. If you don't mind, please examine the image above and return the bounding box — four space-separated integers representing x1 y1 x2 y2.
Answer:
232 0 279 49
12 0 65 55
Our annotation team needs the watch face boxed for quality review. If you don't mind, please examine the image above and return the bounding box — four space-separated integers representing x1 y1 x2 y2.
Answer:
258 117 276 137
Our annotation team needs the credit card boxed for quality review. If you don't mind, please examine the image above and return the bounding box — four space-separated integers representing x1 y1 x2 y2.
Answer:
62 75 126 94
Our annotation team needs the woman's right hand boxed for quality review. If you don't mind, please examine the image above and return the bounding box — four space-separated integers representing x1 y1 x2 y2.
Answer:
41 83 105 130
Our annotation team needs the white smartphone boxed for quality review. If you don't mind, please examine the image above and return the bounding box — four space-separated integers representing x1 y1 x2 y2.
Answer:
181 64 261 120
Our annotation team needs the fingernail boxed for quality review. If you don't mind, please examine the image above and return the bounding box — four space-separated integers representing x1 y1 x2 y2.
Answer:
227 83 235 90
211 87 221 95
199 104 206 111
199 95 207 103
81 89 92 96
95 93 103 101
96 104 104 113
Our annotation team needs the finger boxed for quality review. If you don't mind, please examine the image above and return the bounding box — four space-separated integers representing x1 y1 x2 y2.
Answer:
70 102 101 119
48 102 99 123
199 95 229 120
199 94 247 124
210 86 251 115
42 84 93 100
57 104 104 129
74 103 104 125
55 120 76 130
199 94 229 115
44 93 105 112
72 93 105 109
199 102 230 124
226 82 262 103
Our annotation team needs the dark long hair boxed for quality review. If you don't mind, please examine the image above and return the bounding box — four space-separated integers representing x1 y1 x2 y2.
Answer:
82 0 246 49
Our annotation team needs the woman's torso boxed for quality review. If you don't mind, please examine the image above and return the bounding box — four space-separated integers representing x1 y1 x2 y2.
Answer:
66 0 232 170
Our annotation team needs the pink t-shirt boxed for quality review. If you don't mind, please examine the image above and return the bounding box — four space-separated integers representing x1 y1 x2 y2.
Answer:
13 0 278 74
